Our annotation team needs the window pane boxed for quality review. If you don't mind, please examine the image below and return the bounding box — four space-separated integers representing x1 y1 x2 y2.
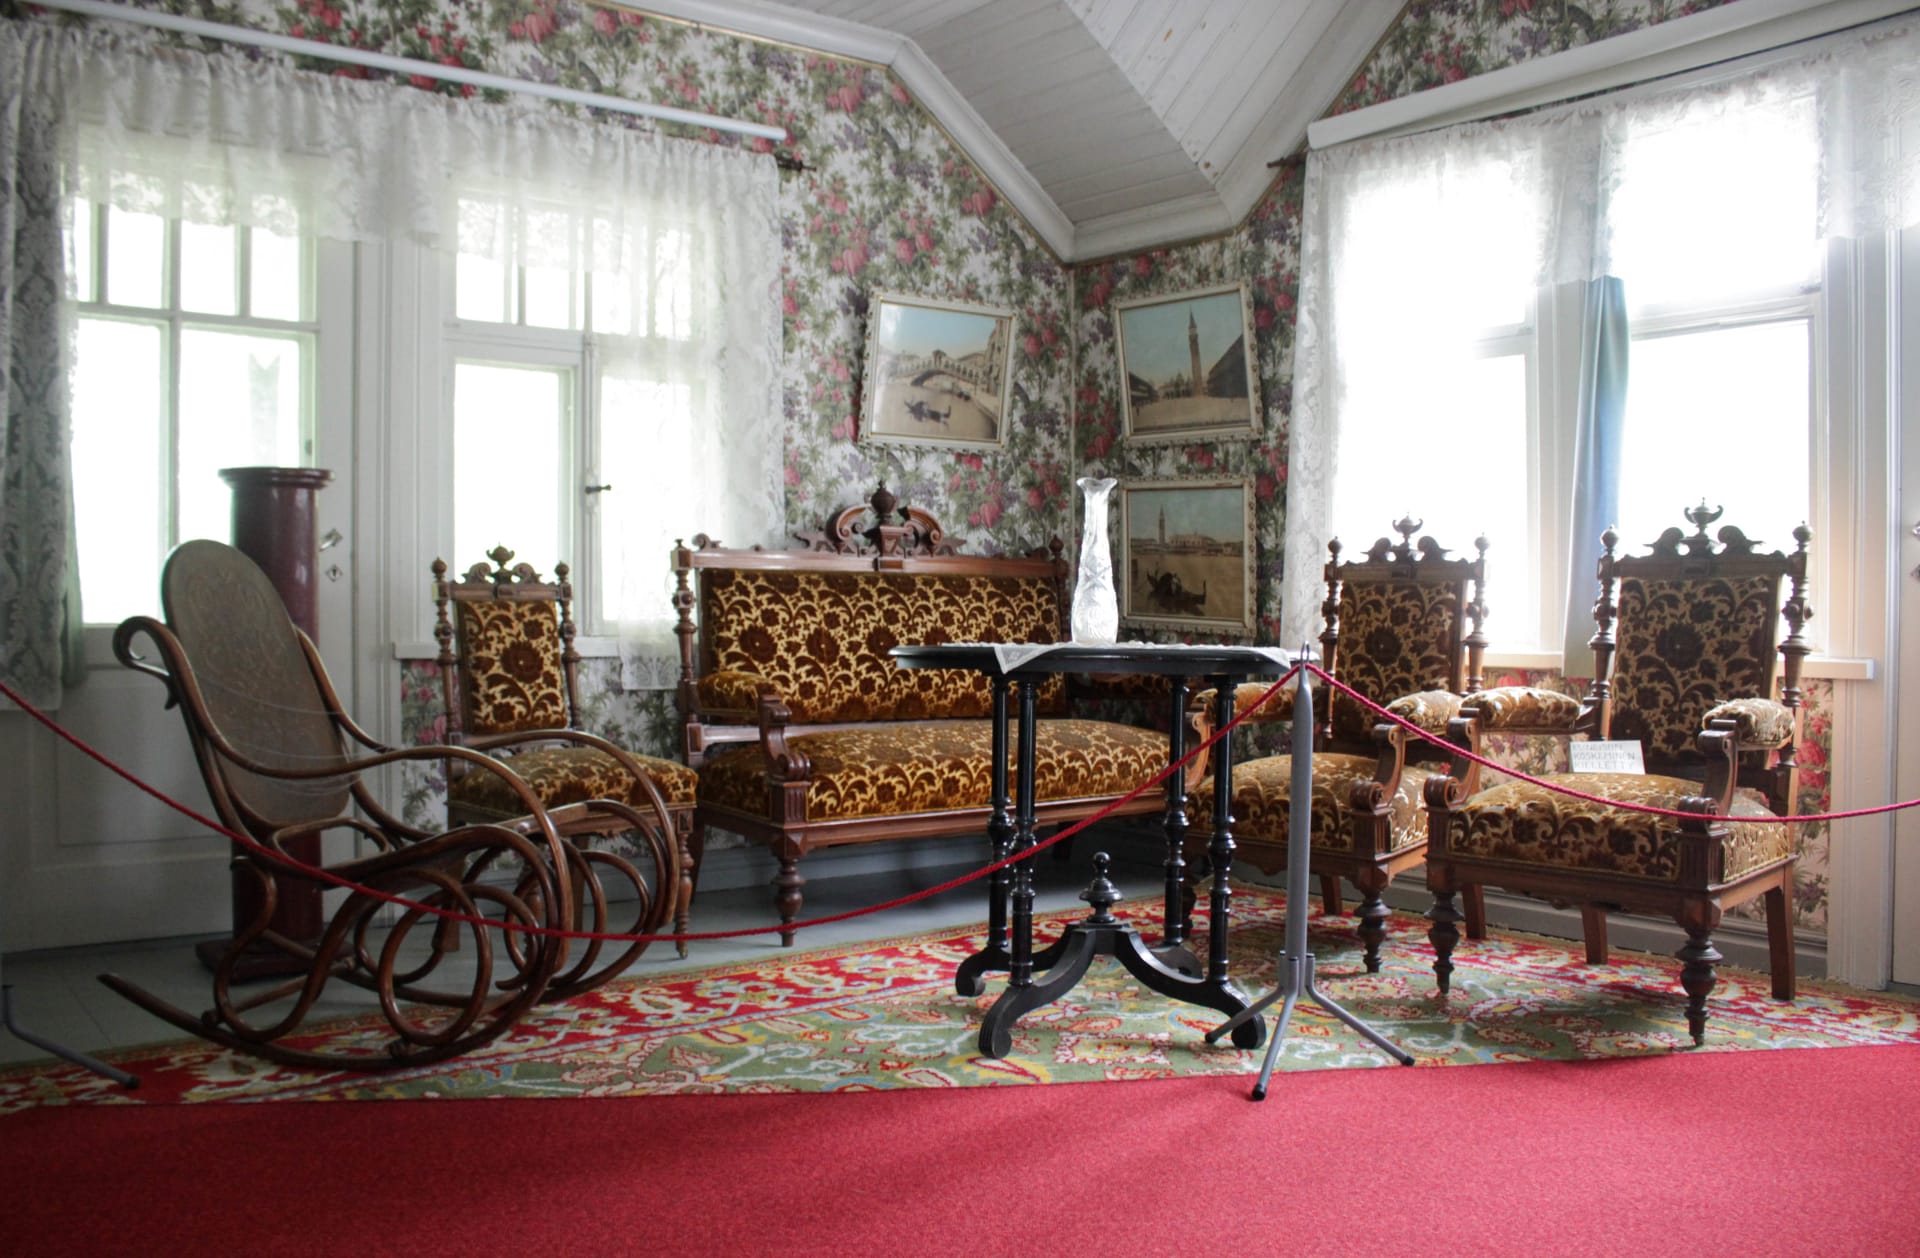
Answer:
1616 321 1809 553
456 252 509 323
1334 352 1532 645
250 228 304 321
1610 100 1819 309
599 375 693 627
454 362 567 571
180 221 239 316
652 229 693 340
105 206 166 309
590 270 634 336
523 264 575 330
177 330 309 546
72 318 166 623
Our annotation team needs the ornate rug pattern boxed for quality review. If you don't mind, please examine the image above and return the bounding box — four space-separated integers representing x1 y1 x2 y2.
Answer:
4 885 1916 1110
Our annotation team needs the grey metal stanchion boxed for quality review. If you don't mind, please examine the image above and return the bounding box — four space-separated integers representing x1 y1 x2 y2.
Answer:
2 986 138 1089
1206 652 1412 1099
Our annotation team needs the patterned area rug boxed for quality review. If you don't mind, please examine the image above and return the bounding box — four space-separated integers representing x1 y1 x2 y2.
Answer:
4 884 1915 1109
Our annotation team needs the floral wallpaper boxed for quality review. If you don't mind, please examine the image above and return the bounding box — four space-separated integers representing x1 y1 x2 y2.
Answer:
66 0 1845 927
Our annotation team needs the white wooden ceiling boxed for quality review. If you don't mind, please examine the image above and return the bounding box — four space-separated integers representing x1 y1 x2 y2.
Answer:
643 0 1403 259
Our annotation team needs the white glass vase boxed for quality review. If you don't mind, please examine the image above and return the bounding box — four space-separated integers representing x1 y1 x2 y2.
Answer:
1070 476 1119 644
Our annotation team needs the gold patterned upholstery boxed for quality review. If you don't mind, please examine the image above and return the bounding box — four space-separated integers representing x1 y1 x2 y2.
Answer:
1191 756 1436 857
1386 690 1463 734
1702 697 1796 750
699 719 1166 823
1330 582 1463 744
456 601 569 735
697 669 774 714
697 569 1068 724
1443 776 1791 883
1611 575 1780 763
1462 685 1582 730
448 746 699 818
1190 680 1296 723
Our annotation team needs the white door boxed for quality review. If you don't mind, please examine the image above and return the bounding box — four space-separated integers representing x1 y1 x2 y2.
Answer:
0 238 355 953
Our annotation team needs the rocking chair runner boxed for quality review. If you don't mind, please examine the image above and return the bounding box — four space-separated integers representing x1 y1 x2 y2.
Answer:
108 540 680 1071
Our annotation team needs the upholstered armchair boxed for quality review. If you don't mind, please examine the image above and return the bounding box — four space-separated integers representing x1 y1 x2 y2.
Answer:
1186 519 1492 973
1423 507 1810 1044
433 547 701 953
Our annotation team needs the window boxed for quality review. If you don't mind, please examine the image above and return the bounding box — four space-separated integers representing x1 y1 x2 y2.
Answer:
445 195 701 633
66 194 321 625
1315 86 1834 659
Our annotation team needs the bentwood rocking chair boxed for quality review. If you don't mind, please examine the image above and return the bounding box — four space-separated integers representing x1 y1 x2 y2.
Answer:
109 540 680 1071
1424 507 1809 1043
433 547 700 953
1186 519 1493 972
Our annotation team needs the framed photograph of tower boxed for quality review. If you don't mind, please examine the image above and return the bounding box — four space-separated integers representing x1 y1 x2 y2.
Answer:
1119 476 1256 636
859 291 1016 453
1114 281 1261 445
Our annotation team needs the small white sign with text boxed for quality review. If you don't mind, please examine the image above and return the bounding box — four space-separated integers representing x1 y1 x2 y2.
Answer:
1569 740 1645 774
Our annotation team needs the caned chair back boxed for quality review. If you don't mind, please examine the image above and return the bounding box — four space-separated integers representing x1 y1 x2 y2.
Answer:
157 539 353 828
1319 520 1487 750
1593 507 1811 777
433 548 583 747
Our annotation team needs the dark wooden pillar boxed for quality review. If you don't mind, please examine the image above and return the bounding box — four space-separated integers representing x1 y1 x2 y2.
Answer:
196 466 334 978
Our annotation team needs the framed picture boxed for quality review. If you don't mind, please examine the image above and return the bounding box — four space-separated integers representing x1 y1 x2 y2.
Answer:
1120 476 1256 636
1114 280 1260 444
859 291 1015 452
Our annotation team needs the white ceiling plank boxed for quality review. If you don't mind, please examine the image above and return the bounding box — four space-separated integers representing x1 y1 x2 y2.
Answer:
1047 147 1210 200
1066 0 1140 46
943 37 1116 101
916 0 1068 57
1018 113 1183 171
1160 1 1307 153
1060 169 1218 220
1137 1 1238 116
1103 0 1178 74
886 0 1002 38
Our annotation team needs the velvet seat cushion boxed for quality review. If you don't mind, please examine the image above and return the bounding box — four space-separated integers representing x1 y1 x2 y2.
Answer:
1441 773 1792 882
697 719 1168 823
1187 754 1437 855
448 745 699 817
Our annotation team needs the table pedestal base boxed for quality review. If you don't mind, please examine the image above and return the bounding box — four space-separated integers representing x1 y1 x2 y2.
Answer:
975 854 1263 1058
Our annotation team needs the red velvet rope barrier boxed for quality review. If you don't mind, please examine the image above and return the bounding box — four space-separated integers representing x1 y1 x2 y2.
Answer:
0 668 1297 944
1306 663 1920 823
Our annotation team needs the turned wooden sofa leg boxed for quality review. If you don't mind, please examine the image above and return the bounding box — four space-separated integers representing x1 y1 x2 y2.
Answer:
775 842 805 948
1427 867 1463 995
1354 868 1391 974
1677 900 1724 1046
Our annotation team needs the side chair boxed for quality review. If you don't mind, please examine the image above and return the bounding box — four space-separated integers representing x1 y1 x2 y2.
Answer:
434 547 701 954
1424 506 1809 1043
1186 518 1493 973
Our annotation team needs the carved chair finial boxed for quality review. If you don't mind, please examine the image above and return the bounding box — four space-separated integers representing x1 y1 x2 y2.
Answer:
1392 514 1422 547
1684 501 1723 537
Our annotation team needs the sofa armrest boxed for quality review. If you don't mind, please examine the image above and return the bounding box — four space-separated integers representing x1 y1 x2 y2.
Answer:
1460 685 1582 731
1189 680 1296 724
1383 690 1463 735
1702 697 1796 750
697 669 781 717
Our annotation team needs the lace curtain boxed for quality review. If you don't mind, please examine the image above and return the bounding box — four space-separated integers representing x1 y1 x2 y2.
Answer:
1 20 781 697
0 27 76 711
1281 14 1920 650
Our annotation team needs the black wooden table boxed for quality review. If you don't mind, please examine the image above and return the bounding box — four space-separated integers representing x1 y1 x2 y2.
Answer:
890 642 1292 1058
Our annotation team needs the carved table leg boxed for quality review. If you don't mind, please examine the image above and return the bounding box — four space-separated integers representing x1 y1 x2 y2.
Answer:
1204 673 1261 1049
1157 677 1200 978
978 679 1043 1056
956 674 1016 997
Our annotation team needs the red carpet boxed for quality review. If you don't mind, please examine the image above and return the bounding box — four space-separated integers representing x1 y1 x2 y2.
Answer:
5 1044 1916 1255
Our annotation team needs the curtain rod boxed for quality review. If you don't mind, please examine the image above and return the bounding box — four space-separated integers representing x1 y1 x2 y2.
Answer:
27 0 790 144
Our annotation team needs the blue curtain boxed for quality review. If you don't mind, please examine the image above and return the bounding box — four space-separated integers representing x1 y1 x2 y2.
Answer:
1561 277 1628 680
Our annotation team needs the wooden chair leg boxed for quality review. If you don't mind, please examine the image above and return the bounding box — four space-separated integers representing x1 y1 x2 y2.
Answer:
1462 884 1488 940
1677 900 1724 1046
673 814 699 959
1319 874 1343 917
1579 904 1610 965
1765 881 1796 1001
1353 868 1390 974
1426 868 1463 995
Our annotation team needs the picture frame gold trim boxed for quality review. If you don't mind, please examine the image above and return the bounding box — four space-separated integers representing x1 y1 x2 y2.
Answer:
858 291 1015 453
1114 280 1261 445
1119 476 1256 636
